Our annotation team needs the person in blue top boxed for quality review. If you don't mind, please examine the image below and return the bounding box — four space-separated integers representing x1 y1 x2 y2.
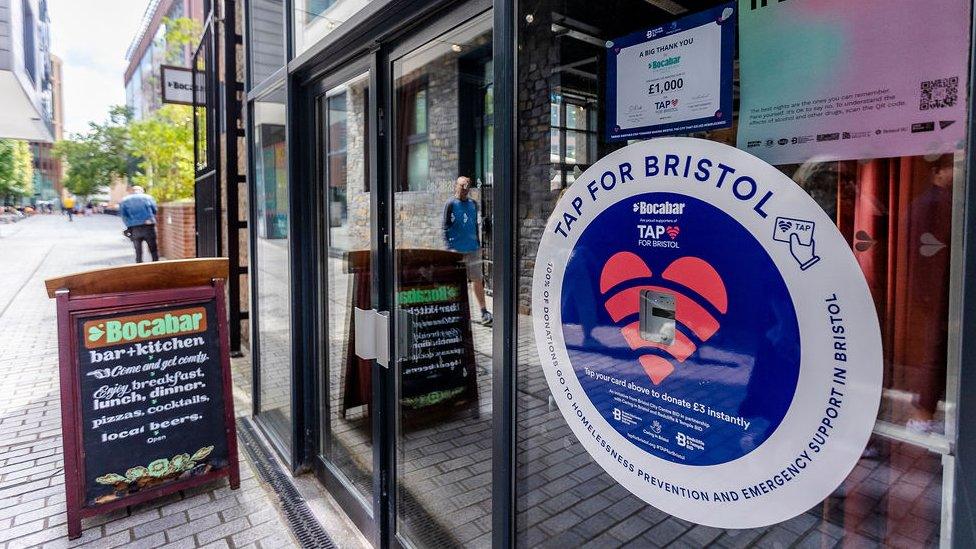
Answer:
119 185 159 263
444 176 492 326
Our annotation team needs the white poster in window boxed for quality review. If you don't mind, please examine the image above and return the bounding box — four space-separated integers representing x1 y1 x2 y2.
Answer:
606 3 735 141
736 0 970 164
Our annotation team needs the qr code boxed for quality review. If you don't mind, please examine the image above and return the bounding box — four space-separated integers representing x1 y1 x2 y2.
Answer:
920 77 959 110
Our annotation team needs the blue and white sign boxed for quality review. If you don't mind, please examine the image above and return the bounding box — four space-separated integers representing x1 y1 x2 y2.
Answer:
532 137 882 528
606 4 735 141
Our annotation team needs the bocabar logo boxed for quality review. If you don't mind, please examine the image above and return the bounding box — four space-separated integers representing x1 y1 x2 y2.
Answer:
83 308 207 349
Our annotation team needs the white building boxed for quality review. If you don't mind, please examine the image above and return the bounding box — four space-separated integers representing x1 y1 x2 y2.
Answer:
0 0 54 142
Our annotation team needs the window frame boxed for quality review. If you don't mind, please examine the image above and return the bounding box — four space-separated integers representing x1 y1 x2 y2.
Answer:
550 93 598 189
396 77 430 191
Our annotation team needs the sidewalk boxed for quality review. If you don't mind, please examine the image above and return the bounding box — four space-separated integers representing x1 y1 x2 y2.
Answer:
0 215 299 549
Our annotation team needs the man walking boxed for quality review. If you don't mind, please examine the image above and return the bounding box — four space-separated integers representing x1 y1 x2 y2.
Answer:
443 176 492 326
120 185 159 263
62 194 75 222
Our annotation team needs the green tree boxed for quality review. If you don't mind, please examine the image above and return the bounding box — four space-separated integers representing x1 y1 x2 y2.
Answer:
0 140 34 203
163 17 202 63
128 105 194 203
54 107 131 198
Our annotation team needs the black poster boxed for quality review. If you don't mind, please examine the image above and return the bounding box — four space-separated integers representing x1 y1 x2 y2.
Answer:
76 301 229 506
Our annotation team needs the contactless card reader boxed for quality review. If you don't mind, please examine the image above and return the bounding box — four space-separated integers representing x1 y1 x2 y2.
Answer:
639 289 676 345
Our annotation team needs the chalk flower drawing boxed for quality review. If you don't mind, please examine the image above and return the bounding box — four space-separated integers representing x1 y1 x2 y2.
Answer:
93 446 218 505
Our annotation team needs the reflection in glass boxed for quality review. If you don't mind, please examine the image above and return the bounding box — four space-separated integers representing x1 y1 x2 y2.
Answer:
193 45 208 171
248 0 286 87
320 74 374 508
253 85 292 448
550 96 597 189
514 1 958 547
293 0 371 56
392 11 494 548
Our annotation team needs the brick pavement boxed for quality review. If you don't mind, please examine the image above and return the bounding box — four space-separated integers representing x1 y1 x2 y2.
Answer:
0 215 301 549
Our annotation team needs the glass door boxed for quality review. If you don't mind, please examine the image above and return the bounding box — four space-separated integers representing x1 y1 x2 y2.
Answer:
388 9 495 548
315 66 377 535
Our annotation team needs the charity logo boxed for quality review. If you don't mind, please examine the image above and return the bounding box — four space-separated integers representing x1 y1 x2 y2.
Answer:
655 99 679 110
599 252 727 385
534 137 883 528
561 190 802 467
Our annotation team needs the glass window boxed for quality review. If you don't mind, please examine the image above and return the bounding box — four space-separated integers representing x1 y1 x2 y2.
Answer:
327 91 348 224
193 30 211 172
319 72 373 510
397 81 429 191
515 1 965 547
293 0 372 58
248 0 286 88
550 96 598 189
252 84 292 450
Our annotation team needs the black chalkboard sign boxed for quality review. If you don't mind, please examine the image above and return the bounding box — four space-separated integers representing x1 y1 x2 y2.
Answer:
47 260 238 540
77 301 230 506
398 283 477 409
342 250 478 416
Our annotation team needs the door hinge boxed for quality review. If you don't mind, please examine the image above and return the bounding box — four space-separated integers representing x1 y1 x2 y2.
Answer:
377 107 385 137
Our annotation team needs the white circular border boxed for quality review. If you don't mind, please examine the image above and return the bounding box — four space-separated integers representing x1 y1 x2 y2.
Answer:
532 137 882 528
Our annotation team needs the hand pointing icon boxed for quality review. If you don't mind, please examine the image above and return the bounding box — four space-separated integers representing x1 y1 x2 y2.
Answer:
789 233 821 271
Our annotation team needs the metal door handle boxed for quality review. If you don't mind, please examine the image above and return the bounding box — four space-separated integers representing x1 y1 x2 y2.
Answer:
353 308 390 368
354 307 375 360
375 311 389 368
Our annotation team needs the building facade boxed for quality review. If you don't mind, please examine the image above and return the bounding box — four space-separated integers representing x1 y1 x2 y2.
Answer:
31 52 61 202
0 0 54 142
123 0 205 121
235 1 976 547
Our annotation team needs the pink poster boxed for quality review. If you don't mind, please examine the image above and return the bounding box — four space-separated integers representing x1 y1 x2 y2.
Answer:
736 0 970 165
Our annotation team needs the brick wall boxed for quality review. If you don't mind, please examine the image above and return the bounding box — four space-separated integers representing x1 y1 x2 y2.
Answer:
157 201 196 260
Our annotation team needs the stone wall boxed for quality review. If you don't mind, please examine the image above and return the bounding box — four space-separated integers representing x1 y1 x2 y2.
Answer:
341 43 481 253
157 201 196 260
343 78 371 250
517 10 561 312
394 47 463 251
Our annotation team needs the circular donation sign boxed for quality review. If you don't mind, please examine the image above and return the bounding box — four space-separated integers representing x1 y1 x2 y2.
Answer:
532 137 882 528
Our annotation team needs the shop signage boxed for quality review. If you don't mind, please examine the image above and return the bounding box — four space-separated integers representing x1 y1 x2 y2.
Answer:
605 3 735 141
531 137 882 528
736 0 970 164
46 260 239 539
161 65 205 106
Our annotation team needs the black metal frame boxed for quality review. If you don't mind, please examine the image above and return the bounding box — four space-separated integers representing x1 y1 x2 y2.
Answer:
193 16 221 260
222 0 248 356
490 2 515 545
193 0 248 355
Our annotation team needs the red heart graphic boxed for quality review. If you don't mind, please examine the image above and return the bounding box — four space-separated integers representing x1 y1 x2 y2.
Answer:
600 252 727 385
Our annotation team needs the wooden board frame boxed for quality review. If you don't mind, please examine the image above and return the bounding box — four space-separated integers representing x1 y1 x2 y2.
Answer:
53 280 239 539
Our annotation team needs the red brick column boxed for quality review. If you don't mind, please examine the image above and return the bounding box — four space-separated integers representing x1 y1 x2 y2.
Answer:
157 201 196 259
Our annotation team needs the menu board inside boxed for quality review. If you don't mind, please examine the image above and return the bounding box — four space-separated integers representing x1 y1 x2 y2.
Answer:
77 301 229 506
